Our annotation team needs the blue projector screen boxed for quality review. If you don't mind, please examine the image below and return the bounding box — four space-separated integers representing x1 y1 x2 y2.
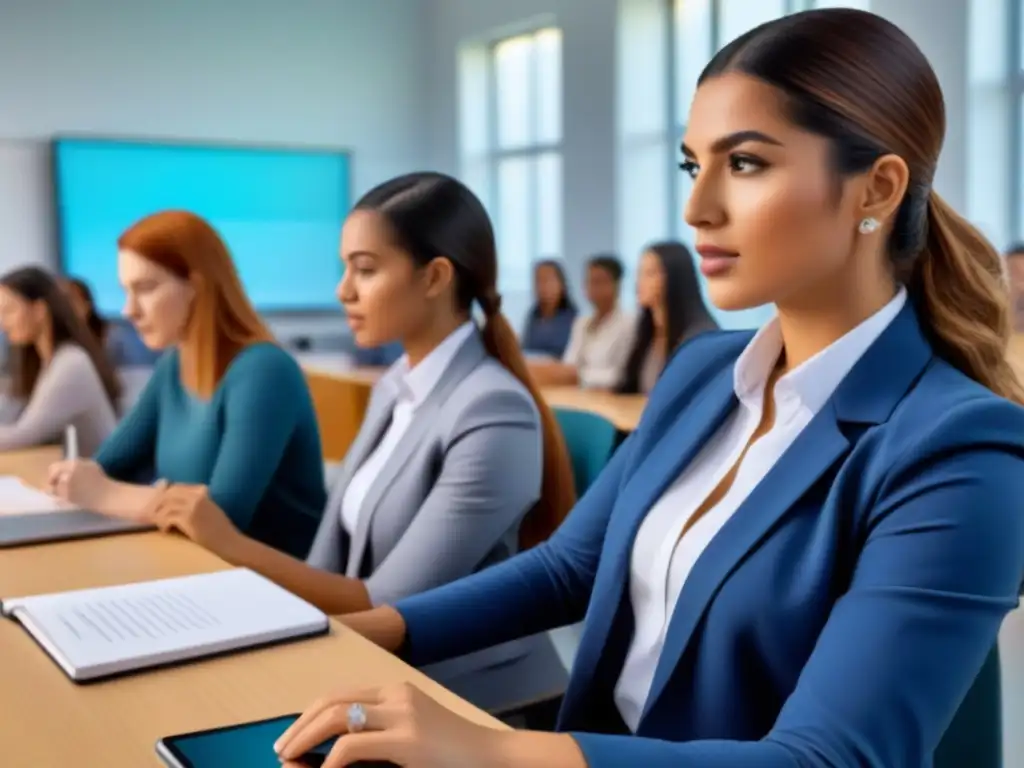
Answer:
53 138 350 314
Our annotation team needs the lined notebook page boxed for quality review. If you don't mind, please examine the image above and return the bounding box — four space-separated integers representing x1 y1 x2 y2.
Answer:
0 476 73 515
2 569 328 680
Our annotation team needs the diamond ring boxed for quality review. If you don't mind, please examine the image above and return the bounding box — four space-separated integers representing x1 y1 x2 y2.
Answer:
347 702 367 733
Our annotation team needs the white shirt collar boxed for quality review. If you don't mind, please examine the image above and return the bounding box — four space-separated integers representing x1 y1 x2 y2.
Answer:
391 321 476 406
584 305 624 331
733 287 908 414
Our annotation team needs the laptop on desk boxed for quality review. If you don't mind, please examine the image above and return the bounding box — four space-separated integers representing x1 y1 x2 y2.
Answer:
0 509 151 548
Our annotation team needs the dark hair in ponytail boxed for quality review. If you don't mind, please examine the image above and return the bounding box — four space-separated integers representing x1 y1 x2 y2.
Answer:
915 194 1023 401
703 8 1023 403
354 172 577 547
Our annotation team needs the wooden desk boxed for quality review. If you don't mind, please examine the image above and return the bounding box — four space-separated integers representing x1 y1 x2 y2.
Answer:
305 370 375 461
542 387 646 432
0 444 61 487
306 366 648 433
0 451 502 766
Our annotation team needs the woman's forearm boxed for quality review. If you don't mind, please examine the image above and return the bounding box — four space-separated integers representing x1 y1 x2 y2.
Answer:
94 479 164 520
491 732 588 768
224 534 373 615
336 606 407 653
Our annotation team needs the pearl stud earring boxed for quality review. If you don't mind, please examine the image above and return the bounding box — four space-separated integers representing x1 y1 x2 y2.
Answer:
858 217 880 234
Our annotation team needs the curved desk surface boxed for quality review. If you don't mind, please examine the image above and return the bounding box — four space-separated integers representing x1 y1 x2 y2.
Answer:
303 364 648 434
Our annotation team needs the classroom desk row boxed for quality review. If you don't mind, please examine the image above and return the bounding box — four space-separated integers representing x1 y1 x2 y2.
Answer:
0 447 504 766
303 364 648 461
0 366 646 764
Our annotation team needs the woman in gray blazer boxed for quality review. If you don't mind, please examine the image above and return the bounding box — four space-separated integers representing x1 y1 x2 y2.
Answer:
144 173 576 685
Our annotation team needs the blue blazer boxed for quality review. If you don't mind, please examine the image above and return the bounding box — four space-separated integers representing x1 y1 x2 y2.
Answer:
395 303 1024 767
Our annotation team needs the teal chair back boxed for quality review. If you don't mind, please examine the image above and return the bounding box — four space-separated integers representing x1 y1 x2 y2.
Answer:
554 408 619 497
934 644 1002 768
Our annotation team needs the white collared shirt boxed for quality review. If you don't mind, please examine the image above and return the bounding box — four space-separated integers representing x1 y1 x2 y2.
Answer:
340 321 476 535
613 289 907 731
562 308 636 389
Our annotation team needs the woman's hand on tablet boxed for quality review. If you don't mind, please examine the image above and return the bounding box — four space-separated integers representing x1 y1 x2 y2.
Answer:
274 682 505 768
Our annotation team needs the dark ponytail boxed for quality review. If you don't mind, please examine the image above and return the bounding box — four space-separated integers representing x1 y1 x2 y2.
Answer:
355 172 577 548
910 193 1024 403
476 291 576 547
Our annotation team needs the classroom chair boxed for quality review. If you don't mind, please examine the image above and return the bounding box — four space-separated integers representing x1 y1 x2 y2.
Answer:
934 644 1003 768
431 631 568 731
553 407 619 497
455 409 619 731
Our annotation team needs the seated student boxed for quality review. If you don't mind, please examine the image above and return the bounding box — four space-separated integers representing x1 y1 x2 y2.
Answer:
0 267 119 455
522 259 577 359
616 240 718 394
273 10 1024 767
529 254 634 389
48 210 326 558
143 172 575 621
62 276 160 367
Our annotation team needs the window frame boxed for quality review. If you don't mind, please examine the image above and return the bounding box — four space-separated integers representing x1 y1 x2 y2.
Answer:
483 28 565 266
1011 0 1024 241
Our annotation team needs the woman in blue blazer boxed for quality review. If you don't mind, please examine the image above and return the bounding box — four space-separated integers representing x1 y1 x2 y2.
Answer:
275 10 1024 768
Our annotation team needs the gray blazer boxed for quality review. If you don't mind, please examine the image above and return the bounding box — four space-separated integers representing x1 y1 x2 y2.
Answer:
307 331 542 607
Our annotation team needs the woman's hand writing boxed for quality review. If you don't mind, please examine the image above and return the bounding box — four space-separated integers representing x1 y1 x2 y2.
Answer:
47 459 116 512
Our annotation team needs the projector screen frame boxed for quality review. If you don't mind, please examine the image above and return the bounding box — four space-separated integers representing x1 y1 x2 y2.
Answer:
50 132 355 317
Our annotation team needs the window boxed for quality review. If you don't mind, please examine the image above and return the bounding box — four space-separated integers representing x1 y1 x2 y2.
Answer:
617 0 672 307
458 28 563 323
1014 0 1024 241
807 0 869 9
966 0 1014 247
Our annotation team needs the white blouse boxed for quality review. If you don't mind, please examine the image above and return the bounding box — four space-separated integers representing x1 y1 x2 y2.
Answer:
612 289 907 731
562 308 635 389
340 321 475 535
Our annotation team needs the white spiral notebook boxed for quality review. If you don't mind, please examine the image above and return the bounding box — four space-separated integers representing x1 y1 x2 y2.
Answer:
0 568 330 682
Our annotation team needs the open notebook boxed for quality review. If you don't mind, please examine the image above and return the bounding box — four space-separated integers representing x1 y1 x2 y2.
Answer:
0 568 330 682
0 476 74 515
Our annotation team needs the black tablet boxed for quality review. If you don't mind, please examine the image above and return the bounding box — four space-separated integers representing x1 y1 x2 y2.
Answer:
155 713 396 767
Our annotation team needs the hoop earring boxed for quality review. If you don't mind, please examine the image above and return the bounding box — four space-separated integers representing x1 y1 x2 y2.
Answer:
858 217 880 235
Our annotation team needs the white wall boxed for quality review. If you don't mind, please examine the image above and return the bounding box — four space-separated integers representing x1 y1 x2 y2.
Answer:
0 0 430 339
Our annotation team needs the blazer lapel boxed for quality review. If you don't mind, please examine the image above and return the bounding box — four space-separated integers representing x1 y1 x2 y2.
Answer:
344 333 487 577
639 404 850 723
343 387 398 482
305 383 397 571
638 301 934 725
570 365 738 683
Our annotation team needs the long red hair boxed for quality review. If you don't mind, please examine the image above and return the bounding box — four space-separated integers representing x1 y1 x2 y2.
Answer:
118 211 273 397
